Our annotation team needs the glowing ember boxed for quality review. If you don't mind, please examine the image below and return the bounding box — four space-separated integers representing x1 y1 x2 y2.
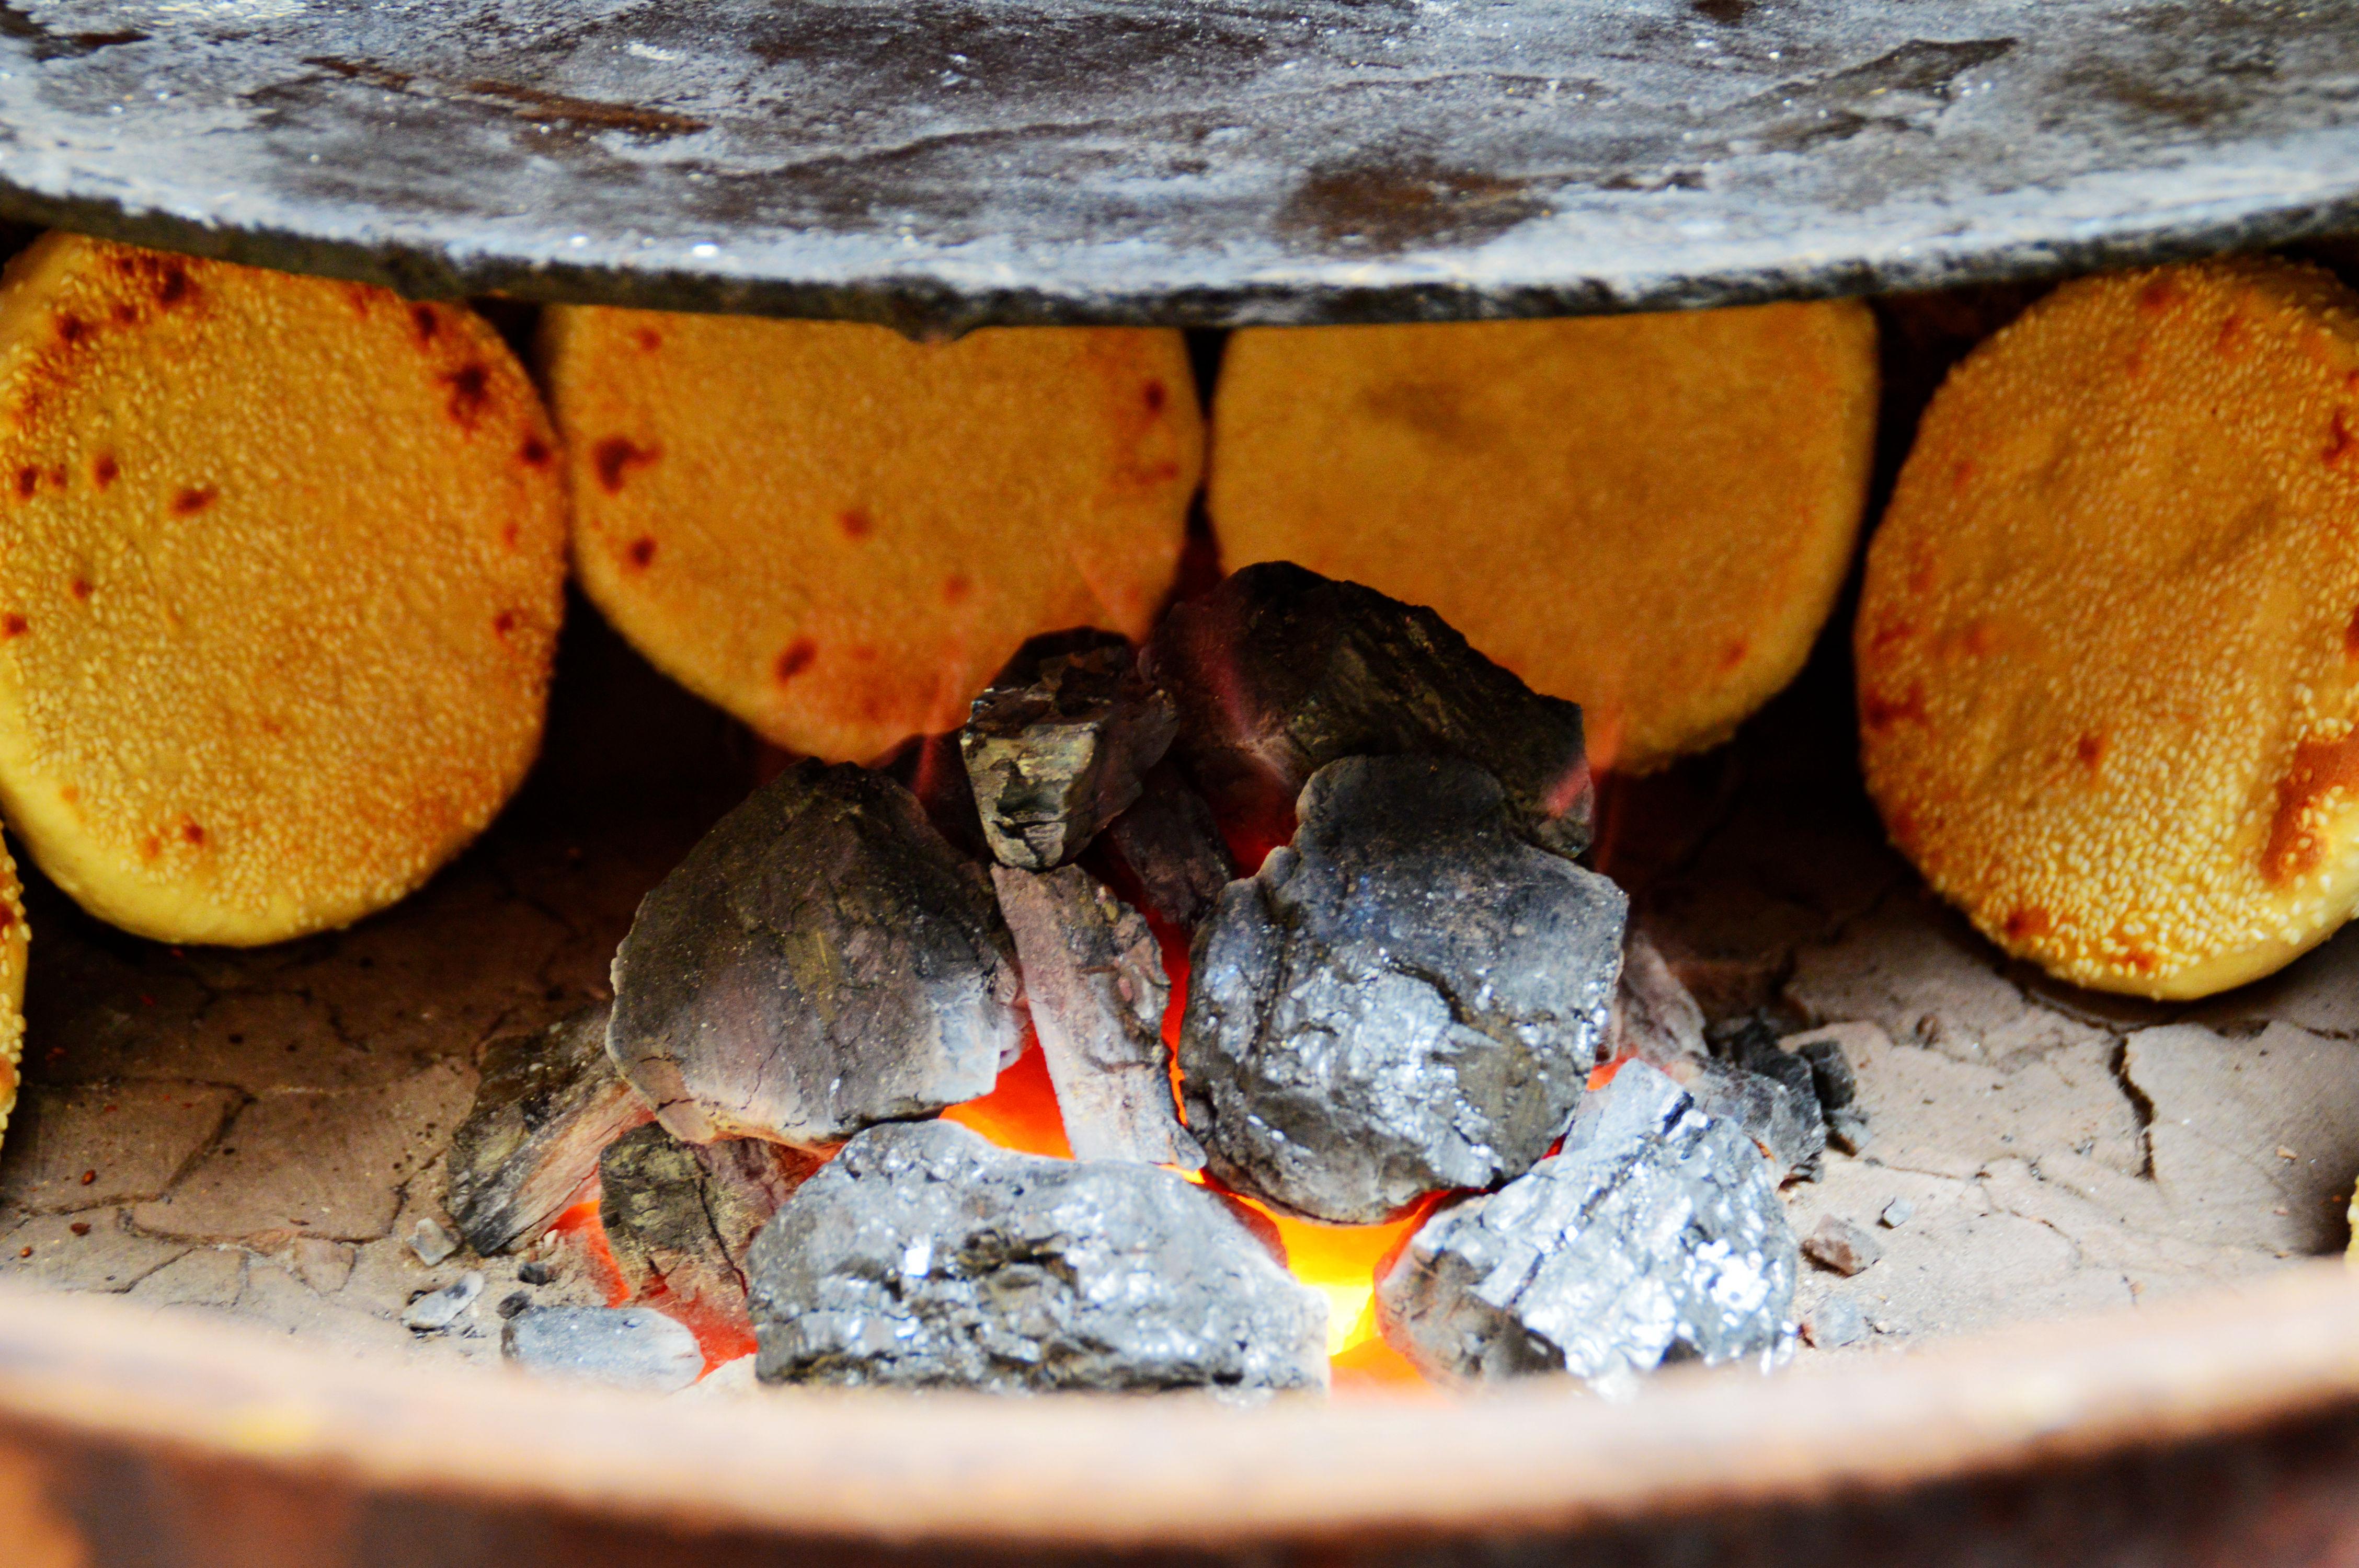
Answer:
545 1196 756 1372
548 1196 628 1307
942 1036 1071 1158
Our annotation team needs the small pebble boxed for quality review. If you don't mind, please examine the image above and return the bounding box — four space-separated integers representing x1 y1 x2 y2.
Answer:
408 1217 459 1266
503 1306 703 1392
1802 1215 1883 1277
402 1270 484 1332
497 1290 533 1320
1880 1197 1915 1229
1803 1294 1865 1348
517 1260 555 1286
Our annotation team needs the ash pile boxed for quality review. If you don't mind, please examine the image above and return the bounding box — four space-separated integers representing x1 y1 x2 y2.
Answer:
438 563 1859 1397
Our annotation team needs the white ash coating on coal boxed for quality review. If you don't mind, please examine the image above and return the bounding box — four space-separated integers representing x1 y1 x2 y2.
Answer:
1148 561 1594 859
1376 1062 1795 1392
606 759 1025 1148
503 1305 704 1392
960 629 1178 872
992 862 1201 1167
1180 754 1625 1224
745 1120 1327 1394
444 1003 654 1255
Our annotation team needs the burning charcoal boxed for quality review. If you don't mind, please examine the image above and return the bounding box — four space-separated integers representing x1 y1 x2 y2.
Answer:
408 1216 457 1266
1148 562 1593 858
601 1123 820 1312
1181 755 1625 1224
1881 1197 1915 1228
1804 1294 1867 1349
403 1270 484 1332
881 731 989 861
991 864 1203 1168
1375 1062 1795 1392
609 759 1027 1148
444 1004 654 1255
747 1121 1327 1394
1658 1058 1822 1185
503 1305 703 1393
1802 1215 1883 1277
1103 762 1235 931
1794 1035 1860 1111
1610 929 1710 1068
960 629 1178 871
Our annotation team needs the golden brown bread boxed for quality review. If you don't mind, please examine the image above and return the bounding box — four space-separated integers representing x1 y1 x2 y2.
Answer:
1860 257 2359 998
1207 303 1879 772
0 235 566 944
0 827 25 1152
540 310 1201 762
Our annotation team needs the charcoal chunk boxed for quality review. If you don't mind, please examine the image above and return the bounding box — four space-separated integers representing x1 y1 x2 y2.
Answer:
961 630 1178 871
504 1306 703 1392
1715 1018 1821 1115
1708 1018 1828 1178
991 863 1202 1167
747 1120 1326 1394
1148 562 1593 857
600 1123 821 1312
1181 755 1625 1224
1103 762 1235 931
609 759 1026 1148
1660 1057 1823 1185
1795 1035 1860 1111
444 1005 653 1255
1375 1063 1795 1392
1610 929 1710 1069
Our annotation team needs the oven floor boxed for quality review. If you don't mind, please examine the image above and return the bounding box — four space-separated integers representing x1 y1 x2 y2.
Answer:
0 618 2339 1383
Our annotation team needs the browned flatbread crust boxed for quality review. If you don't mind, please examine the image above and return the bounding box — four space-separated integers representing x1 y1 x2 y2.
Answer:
1861 258 2359 998
0 235 566 944
541 310 1201 762
1208 303 1878 771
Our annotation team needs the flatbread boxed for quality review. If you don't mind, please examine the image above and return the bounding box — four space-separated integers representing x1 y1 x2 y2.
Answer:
541 310 1201 762
1860 258 2359 997
1208 303 1878 771
0 235 566 944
